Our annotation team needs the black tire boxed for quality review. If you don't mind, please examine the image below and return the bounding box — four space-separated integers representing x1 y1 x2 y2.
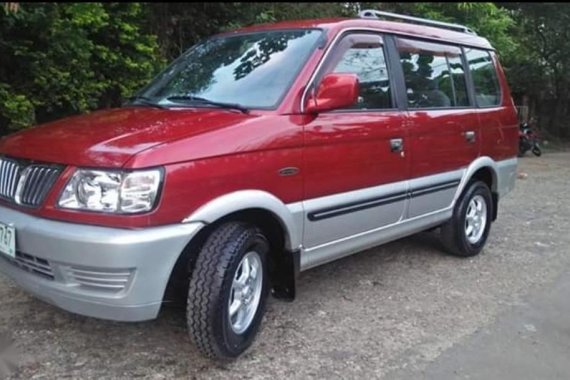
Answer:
187 222 270 360
518 139 529 157
532 145 542 157
518 141 526 157
440 181 493 257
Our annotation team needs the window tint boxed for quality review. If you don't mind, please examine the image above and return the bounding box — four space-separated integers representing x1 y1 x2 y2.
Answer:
326 36 392 110
465 48 500 107
396 38 470 108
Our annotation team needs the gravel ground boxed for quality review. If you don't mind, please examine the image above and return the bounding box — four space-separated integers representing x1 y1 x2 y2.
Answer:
1 152 570 379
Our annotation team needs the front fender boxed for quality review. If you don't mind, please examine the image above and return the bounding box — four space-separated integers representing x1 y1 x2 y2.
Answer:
182 190 303 251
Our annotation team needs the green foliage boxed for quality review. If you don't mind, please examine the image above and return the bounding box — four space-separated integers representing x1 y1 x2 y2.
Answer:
1 2 570 137
0 84 34 130
0 3 162 132
147 2 353 60
360 3 517 60
505 3 570 136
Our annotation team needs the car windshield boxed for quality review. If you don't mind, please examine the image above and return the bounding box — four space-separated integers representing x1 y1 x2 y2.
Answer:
134 29 322 110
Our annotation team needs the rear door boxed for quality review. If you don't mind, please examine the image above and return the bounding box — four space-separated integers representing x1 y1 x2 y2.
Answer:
394 37 478 218
302 32 409 249
464 48 519 161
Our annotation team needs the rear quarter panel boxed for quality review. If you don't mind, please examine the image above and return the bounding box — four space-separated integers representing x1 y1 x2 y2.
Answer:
478 52 519 160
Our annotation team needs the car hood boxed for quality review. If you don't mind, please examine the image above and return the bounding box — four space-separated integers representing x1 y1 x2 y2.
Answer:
0 107 255 167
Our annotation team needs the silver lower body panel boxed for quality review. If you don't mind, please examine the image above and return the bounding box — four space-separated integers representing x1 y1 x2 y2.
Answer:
0 205 202 321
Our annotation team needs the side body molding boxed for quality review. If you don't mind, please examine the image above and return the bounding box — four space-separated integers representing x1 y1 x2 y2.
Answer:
182 190 302 251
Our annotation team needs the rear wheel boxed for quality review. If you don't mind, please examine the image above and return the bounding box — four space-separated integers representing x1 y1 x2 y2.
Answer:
187 222 270 359
518 140 527 157
440 181 493 257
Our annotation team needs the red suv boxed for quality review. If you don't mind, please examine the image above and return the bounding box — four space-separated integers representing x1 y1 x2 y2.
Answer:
0 10 518 359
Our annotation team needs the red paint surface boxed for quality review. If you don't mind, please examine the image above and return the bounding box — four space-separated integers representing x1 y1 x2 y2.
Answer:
0 107 255 168
303 111 409 199
306 73 359 113
408 109 480 178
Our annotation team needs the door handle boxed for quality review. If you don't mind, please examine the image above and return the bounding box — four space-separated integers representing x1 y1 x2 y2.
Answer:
464 131 476 143
390 138 403 152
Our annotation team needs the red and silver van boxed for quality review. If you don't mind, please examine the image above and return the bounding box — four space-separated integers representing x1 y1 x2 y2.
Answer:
0 10 518 359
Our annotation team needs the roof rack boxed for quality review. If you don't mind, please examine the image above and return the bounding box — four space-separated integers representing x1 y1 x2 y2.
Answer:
358 9 477 36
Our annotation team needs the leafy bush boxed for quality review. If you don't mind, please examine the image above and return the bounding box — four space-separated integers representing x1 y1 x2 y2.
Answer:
0 3 163 133
2 2 570 138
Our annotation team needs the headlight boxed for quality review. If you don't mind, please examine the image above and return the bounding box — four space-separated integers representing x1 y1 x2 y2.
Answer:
58 168 162 213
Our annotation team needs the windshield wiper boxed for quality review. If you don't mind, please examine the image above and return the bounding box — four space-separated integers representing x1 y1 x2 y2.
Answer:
126 96 167 109
166 95 249 114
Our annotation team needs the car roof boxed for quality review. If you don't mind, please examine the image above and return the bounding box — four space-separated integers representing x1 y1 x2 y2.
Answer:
223 17 493 50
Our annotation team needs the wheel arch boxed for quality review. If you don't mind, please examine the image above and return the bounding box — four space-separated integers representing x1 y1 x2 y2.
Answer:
165 191 302 304
182 190 302 251
455 157 499 221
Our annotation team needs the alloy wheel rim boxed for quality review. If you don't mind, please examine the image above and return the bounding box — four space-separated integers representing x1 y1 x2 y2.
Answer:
464 194 487 244
228 251 263 334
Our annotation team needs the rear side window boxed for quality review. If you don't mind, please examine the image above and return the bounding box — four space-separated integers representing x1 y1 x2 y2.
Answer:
464 48 501 107
396 38 470 109
321 33 393 110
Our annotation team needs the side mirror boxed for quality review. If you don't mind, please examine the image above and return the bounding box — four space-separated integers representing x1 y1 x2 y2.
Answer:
305 73 359 114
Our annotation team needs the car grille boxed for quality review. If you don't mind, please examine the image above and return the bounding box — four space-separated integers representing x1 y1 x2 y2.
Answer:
2 251 133 292
2 251 55 280
0 157 63 207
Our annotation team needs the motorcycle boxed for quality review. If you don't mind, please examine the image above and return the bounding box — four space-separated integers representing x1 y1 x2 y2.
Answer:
518 122 542 157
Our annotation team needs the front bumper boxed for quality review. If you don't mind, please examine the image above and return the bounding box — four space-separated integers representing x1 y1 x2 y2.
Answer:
0 205 203 321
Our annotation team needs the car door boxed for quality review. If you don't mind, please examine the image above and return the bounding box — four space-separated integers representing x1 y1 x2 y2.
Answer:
395 37 479 218
302 32 409 249
464 48 518 161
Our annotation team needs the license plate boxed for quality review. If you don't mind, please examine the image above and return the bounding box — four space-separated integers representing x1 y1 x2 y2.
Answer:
0 222 16 259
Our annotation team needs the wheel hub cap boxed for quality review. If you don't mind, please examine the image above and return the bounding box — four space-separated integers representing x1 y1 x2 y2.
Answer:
465 194 488 244
228 251 263 334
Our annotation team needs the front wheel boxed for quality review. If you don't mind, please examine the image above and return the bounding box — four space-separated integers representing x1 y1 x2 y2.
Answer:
440 181 493 257
187 222 270 360
532 144 542 157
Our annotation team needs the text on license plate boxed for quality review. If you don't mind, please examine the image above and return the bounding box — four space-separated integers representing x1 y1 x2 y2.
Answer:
0 222 16 259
